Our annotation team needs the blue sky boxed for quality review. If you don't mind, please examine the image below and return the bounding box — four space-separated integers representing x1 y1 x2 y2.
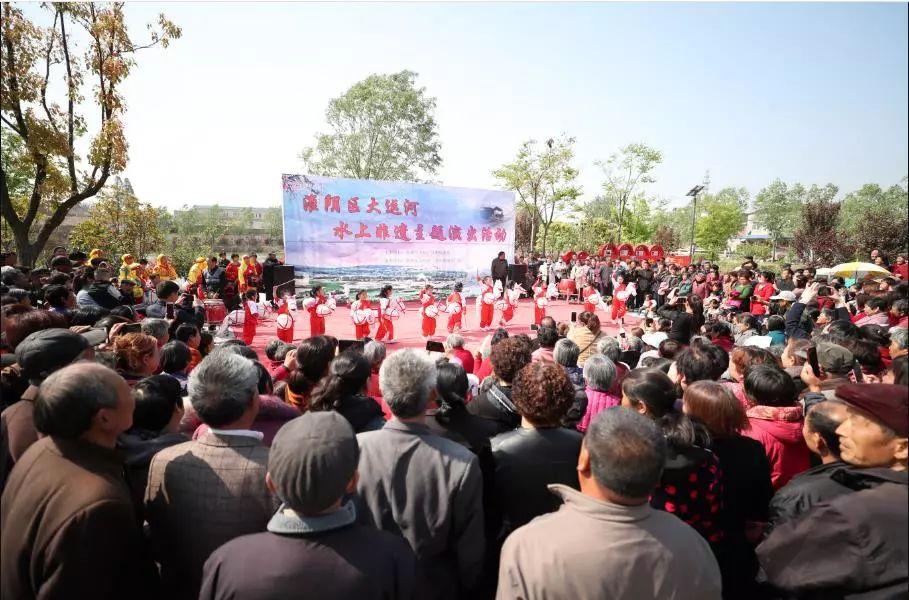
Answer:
106 2 908 210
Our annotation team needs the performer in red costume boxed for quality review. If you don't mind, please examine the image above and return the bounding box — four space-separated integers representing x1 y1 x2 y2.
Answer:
375 285 396 342
498 281 521 326
478 276 496 330
419 284 438 338
241 289 259 345
445 282 465 333
246 253 264 292
610 272 636 323
582 281 601 314
350 289 374 340
275 296 295 344
532 276 547 326
302 285 330 336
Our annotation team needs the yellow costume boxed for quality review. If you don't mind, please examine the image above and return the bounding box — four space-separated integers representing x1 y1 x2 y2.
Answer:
118 254 144 300
152 254 178 281
187 256 207 285
238 255 250 292
89 249 103 261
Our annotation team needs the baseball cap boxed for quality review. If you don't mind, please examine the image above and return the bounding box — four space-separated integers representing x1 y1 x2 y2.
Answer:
16 329 91 383
769 291 797 302
267 412 360 514
835 384 908 437
816 342 854 374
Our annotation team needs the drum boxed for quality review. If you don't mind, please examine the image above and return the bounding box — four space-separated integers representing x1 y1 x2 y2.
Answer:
446 303 462 314
494 300 507 311
424 304 439 318
386 307 402 320
586 292 602 305
203 299 227 325
616 290 630 301
276 313 294 329
482 292 497 305
536 297 548 308
558 279 577 296
315 304 333 316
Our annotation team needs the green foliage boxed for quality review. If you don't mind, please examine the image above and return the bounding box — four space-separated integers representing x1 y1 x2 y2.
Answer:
301 70 442 182
753 179 803 255
734 241 774 260
263 207 283 239
839 181 907 236
594 143 662 243
493 135 581 254
68 178 165 259
694 187 748 259
538 221 579 255
792 186 854 265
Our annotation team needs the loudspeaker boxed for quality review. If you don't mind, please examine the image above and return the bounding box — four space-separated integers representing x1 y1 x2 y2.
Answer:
509 264 528 285
266 265 295 301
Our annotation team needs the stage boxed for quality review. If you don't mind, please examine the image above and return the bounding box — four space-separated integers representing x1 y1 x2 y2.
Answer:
243 297 641 360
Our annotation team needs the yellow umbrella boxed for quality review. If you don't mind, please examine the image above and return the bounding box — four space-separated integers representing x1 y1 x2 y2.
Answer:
830 262 892 280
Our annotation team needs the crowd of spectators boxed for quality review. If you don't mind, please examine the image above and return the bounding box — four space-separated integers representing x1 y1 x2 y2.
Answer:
0 246 907 600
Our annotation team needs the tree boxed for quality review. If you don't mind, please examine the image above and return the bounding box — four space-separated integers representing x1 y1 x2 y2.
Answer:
493 135 581 255
542 221 579 256
694 187 748 259
839 180 908 236
301 70 441 182
263 207 283 241
753 179 803 259
849 204 908 261
1 3 180 266
594 143 662 243
792 184 853 265
68 177 165 258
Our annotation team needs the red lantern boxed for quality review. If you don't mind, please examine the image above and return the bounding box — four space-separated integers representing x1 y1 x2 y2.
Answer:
634 244 649 260
649 245 665 261
618 243 634 259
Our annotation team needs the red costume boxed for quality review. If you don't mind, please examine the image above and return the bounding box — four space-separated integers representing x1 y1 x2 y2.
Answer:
241 299 258 345
532 284 546 325
447 292 463 333
351 299 372 340
479 284 495 329
305 294 327 336
420 290 437 337
611 283 630 321
276 300 294 344
375 296 394 341
582 285 599 314
500 288 518 324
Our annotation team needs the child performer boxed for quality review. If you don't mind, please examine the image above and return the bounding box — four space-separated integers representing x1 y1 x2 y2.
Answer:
375 285 396 342
444 282 465 333
350 289 375 340
532 276 547 326
641 293 657 319
582 281 602 314
302 285 334 336
275 295 295 344
610 272 636 323
241 289 259 345
498 282 522 327
419 284 438 339
478 276 496 331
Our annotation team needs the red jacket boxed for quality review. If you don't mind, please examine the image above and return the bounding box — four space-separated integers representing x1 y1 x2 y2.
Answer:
892 262 908 280
451 347 475 374
744 410 811 490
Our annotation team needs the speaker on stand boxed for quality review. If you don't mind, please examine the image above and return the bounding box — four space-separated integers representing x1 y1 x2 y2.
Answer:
266 265 296 301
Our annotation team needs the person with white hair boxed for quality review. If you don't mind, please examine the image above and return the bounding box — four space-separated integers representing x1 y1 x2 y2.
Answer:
444 333 475 374
355 349 484 600
145 352 277 600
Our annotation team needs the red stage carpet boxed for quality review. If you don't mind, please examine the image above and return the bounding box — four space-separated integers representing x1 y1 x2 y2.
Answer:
243 298 641 361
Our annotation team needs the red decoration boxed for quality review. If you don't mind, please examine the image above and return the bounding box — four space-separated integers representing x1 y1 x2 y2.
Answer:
634 244 649 259
649 244 665 261
617 243 634 259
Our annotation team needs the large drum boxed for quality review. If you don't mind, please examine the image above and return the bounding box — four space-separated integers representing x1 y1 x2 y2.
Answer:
423 304 439 318
558 279 577 296
203 299 227 326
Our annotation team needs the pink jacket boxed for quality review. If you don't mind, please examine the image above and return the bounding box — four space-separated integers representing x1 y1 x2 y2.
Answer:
578 387 621 433
744 406 811 490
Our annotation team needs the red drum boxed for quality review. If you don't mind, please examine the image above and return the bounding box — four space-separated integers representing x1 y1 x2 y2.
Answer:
558 279 577 296
203 299 227 325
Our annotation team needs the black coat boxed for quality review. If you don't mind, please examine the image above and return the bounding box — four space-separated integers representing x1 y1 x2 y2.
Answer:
560 366 588 430
466 380 520 437
491 258 509 281
488 427 582 540
758 468 909 599
766 460 852 533
657 306 697 345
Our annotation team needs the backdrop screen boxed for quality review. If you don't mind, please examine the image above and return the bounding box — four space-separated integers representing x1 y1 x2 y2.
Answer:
281 174 515 298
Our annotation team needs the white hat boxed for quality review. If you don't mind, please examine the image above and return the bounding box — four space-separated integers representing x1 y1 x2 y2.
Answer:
742 335 772 349
642 332 668 348
769 290 797 302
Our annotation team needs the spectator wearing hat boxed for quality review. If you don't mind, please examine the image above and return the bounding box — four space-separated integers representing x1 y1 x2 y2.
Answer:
766 399 850 532
798 342 856 400
497 409 721 600
145 351 277 600
199 412 417 600
355 349 484 600
1 363 158 599
0 329 95 491
757 384 908 599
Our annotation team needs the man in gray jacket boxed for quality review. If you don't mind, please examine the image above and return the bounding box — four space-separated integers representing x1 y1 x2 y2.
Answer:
497 408 721 600
355 349 484 600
